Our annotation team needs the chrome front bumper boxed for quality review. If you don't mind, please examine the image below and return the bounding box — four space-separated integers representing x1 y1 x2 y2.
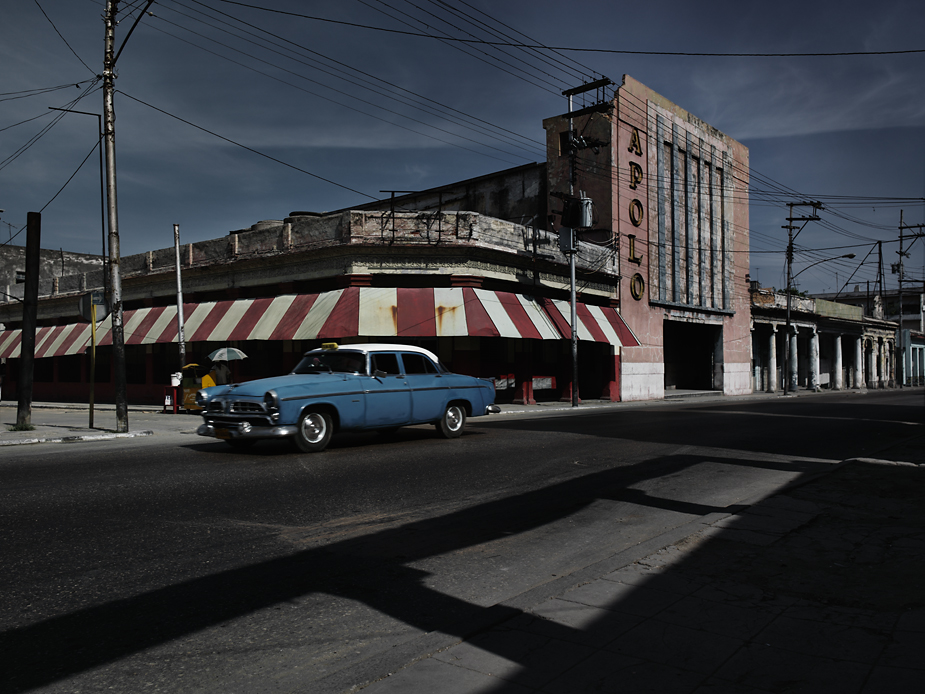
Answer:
197 422 298 440
485 404 501 414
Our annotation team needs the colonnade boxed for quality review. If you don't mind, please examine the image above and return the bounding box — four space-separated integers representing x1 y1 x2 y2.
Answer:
755 324 893 392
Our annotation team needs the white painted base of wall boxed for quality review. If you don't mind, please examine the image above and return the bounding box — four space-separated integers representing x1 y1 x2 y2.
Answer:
621 362 665 401
723 362 752 396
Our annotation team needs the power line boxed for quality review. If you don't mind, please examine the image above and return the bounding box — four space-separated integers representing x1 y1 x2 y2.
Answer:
32 0 97 74
210 1 925 58
118 90 380 200
155 0 544 159
177 0 544 153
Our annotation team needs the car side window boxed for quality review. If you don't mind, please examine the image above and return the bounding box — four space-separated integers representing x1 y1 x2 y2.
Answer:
371 353 401 375
401 353 437 375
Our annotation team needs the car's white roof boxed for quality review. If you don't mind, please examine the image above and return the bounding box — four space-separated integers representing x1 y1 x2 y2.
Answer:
306 343 440 362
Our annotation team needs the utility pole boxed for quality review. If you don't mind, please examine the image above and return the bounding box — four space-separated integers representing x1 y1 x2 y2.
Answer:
782 202 821 395
16 213 41 429
896 211 925 387
103 0 128 432
873 241 885 319
566 87 578 408
559 78 612 407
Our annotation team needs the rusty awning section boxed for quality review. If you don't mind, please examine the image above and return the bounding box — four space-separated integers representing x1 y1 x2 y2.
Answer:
0 288 637 359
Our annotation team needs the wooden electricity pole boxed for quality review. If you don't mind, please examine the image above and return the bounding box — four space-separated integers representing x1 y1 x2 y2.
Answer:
16 213 41 429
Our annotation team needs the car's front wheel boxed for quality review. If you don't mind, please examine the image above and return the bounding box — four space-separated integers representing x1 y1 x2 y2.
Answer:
436 403 466 439
295 410 333 453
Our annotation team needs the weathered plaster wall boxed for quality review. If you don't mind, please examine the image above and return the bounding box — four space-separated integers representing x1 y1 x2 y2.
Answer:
346 163 548 230
0 245 103 305
0 210 618 328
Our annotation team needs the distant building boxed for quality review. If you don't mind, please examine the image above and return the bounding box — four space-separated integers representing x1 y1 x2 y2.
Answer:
812 286 924 386
750 285 898 391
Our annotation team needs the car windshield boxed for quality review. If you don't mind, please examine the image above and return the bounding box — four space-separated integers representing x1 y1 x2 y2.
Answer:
292 351 367 375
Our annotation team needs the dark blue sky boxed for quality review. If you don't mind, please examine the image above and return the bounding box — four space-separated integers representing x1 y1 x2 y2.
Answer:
2 0 923 295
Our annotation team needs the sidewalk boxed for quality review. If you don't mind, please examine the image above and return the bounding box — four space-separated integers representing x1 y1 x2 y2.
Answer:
0 401 199 446
360 442 925 692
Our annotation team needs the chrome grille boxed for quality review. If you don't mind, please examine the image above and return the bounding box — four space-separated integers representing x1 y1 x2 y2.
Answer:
230 401 264 414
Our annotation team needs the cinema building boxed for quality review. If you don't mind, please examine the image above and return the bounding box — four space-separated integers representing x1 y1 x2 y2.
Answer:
0 75 751 405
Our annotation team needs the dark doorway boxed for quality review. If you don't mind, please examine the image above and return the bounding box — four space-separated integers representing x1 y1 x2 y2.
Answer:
663 320 721 390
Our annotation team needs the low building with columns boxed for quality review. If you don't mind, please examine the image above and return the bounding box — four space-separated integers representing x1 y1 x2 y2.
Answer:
750 286 897 392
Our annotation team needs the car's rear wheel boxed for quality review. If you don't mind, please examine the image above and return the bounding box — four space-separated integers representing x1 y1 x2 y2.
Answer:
295 410 333 453
436 403 466 439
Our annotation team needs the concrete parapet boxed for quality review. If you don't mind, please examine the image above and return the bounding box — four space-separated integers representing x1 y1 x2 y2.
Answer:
0 210 617 318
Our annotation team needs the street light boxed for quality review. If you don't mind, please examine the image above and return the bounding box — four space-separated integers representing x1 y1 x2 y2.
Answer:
48 108 108 296
783 253 856 394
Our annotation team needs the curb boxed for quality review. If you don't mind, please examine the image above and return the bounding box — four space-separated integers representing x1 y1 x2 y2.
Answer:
0 430 154 447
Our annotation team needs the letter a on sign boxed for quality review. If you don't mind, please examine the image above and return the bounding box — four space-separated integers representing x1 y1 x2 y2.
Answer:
628 127 643 156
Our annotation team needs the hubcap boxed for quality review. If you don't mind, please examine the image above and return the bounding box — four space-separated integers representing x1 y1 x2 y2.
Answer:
301 413 326 443
446 407 462 431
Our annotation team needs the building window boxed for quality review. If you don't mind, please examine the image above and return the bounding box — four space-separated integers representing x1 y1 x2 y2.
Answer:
15 271 25 284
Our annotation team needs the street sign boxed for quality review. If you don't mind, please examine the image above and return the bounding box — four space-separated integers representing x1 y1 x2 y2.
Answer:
78 291 110 322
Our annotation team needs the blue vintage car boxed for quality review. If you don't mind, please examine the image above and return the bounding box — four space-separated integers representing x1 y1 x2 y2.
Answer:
196 343 500 452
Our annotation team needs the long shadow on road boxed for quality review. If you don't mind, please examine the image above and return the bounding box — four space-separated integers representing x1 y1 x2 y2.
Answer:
373 459 925 693
0 448 830 693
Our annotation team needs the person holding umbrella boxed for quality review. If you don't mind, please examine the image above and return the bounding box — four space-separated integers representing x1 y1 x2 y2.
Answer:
208 347 247 386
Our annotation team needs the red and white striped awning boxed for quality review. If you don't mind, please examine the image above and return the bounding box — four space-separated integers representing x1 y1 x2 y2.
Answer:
0 288 637 359
541 297 639 348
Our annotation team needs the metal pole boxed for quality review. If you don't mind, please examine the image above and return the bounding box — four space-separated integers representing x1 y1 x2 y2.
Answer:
899 210 904 387
103 0 128 432
89 303 96 429
174 224 186 371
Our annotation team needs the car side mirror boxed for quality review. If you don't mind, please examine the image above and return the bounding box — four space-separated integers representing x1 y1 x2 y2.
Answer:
374 369 387 379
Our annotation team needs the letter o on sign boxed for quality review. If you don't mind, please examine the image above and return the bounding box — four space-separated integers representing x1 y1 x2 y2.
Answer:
628 199 644 227
630 272 645 301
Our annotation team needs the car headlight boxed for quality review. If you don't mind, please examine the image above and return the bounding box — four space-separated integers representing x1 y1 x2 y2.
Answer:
195 389 209 407
264 390 280 413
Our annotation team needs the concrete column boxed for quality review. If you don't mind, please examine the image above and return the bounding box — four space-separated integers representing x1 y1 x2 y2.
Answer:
768 326 778 393
867 341 876 389
713 331 725 392
878 340 885 388
855 336 864 389
887 341 894 387
834 335 843 390
789 328 799 391
809 330 820 391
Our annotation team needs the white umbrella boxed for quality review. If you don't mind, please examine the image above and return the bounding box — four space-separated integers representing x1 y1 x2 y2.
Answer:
208 347 248 361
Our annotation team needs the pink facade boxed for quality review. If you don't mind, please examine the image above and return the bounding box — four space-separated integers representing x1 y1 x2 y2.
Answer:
544 75 751 400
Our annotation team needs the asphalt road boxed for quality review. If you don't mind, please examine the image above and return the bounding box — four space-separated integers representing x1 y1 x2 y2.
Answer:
1 390 922 693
